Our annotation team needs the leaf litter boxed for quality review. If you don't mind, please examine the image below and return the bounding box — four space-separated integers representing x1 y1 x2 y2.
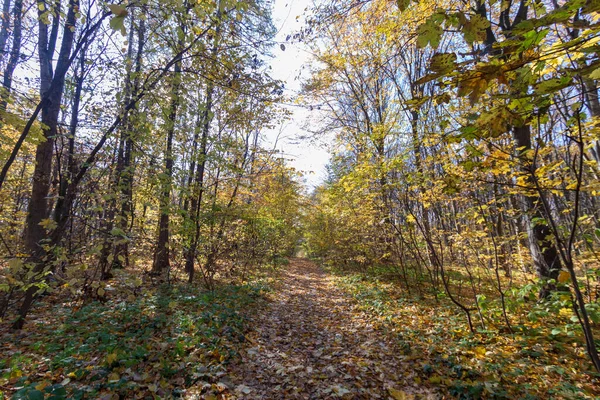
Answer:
225 259 435 399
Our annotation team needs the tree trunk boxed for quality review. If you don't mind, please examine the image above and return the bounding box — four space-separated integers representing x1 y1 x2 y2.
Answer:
98 13 138 279
114 17 145 270
184 85 212 282
54 41 87 224
12 0 76 330
151 40 184 276
0 0 11 65
184 3 221 282
25 0 74 257
513 124 562 297
0 0 21 116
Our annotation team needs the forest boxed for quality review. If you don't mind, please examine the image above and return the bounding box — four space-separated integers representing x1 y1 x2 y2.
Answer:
1 0 600 398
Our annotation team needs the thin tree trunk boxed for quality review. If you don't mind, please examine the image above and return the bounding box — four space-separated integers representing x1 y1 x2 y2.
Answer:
54 41 87 223
98 13 138 279
151 38 184 276
0 0 21 116
0 0 11 65
184 90 212 282
114 17 145 269
184 2 221 282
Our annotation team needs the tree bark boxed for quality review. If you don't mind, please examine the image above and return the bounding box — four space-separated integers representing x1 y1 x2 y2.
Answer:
184 84 212 282
12 0 77 330
0 0 21 116
151 39 184 276
513 125 562 297
184 2 222 282
0 0 11 65
98 12 139 279
24 0 75 257
114 17 145 270
54 41 87 224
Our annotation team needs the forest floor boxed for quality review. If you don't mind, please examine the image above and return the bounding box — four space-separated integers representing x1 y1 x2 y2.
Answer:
222 258 600 400
2 258 599 399
225 258 435 399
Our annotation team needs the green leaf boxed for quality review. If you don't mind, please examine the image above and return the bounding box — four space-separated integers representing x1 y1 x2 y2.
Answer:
108 4 128 17
520 28 549 51
109 15 127 36
429 52 457 74
535 76 572 95
417 19 443 48
25 389 44 400
462 14 490 44
110 227 127 237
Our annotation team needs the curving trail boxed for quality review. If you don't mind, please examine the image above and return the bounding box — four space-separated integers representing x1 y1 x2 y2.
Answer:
227 258 436 399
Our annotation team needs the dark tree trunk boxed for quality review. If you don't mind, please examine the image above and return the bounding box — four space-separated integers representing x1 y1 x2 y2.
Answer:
114 17 145 270
0 0 21 115
13 0 76 330
513 125 562 297
152 42 183 276
24 0 73 257
0 0 11 65
55 41 87 224
184 4 221 282
184 85 212 282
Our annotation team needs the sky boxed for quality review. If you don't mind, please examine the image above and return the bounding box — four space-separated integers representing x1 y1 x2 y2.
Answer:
265 0 331 188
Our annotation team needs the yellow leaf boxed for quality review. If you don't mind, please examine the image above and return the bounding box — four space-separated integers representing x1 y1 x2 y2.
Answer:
589 68 600 80
558 270 570 284
428 375 442 384
389 387 414 400
108 372 120 382
559 308 571 317
106 352 118 365
97 287 105 297
10 369 22 379
35 381 50 391
474 346 486 357
39 218 57 230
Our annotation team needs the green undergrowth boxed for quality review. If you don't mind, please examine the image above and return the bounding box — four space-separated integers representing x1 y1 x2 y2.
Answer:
1 281 270 399
327 264 600 399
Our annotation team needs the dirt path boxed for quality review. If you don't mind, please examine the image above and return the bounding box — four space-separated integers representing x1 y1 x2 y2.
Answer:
227 259 436 399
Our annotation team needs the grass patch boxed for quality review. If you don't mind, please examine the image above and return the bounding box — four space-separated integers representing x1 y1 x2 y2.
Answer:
1 282 268 399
